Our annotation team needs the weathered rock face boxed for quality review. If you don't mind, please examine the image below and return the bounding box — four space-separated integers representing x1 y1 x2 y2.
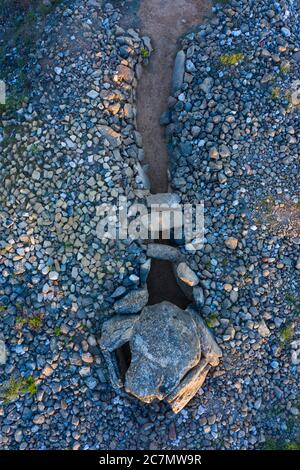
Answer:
114 288 149 314
125 302 201 402
100 301 222 413
166 359 210 413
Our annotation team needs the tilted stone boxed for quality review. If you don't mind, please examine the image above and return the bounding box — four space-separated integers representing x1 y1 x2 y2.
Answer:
114 288 149 315
125 302 201 403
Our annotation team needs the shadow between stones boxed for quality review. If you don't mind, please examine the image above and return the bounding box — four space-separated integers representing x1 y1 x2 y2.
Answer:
147 258 191 310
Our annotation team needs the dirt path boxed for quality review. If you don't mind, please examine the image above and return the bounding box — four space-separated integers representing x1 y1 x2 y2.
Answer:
137 0 211 193
136 0 212 306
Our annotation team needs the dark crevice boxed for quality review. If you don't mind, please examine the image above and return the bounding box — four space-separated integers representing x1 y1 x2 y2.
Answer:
116 342 132 381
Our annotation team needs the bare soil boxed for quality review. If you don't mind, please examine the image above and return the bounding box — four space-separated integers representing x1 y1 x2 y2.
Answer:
137 0 212 193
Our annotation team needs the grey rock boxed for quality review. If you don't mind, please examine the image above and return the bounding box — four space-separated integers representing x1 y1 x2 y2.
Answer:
129 274 139 285
87 90 99 99
258 320 271 338
100 315 139 389
193 285 205 307
54 67 62 75
88 0 102 7
110 286 127 299
219 144 231 158
49 271 59 281
186 59 196 73
281 27 291 38
0 340 7 365
114 288 149 314
176 262 199 287
141 208 183 236
125 302 201 403
147 193 181 207
147 243 183 263
100 315 138 353
142 36 153 52
100 302 221 413
98 125 122 148
140 259 151 284
292 51 300 62
136 163 151 190
179 141 193 157
186 306 222 366
172 50 186 94
199 77 214 95
166 359 210 413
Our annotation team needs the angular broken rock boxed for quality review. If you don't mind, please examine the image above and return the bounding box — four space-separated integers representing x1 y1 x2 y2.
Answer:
193 285 205 307
140 259 151 285
186 305 222 366
99 301 222 413
166 359 210 413
136 162 151 190
147 243 183 263
87 89 99 99
114 64 134 83
99 315 139 389
176 262 199 287
172 261 196 301
114 288 149 315
140 207 183 238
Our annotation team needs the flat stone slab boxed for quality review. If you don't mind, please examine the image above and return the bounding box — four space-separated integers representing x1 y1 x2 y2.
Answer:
125 302 201 403
147 243 183 263
114 288 149 315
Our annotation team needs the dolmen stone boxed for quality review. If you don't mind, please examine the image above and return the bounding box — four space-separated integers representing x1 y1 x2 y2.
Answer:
114 288 149 315
176 262 199 287
99 301 222 413
172 50 186 94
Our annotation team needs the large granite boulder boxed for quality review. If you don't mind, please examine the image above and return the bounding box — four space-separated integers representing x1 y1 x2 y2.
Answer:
147 243 183 263
99 301 222 413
